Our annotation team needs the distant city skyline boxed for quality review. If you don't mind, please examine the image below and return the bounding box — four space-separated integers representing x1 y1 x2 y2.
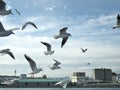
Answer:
0 0 120 77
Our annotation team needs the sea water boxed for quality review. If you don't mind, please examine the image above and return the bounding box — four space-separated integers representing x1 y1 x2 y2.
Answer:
0 88 119 90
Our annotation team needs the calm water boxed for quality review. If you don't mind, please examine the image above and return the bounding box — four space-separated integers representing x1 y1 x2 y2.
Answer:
0 88 119 90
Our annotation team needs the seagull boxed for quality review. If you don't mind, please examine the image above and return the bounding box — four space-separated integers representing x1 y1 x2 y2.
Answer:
0 22 20 37
41 41 55 55
49 59 61 70
0 48 15 60
113 14 120 29
22 21 38 30
55 79 70 88
81 48 87 53
0 0 13 15
87 63 90 65
1 78 15 85
53 27 72 48
24 54 43 77
14 9 20 16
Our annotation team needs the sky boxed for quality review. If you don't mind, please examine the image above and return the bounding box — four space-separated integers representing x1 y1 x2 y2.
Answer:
0 0 120 78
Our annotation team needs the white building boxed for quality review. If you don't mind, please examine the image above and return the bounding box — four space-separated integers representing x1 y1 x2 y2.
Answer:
71 72 87 85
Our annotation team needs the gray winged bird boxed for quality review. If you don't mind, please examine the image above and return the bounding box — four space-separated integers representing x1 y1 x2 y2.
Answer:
0 22 20 37
49 59 61 70
0 0 13 15
0 48 15 60
113 14 120 29
81 48 87 53
41 41 55 55
22 21 38 30
54 27 72 48
24 54 43 76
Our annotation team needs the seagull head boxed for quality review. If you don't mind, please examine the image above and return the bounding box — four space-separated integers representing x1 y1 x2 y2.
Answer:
38 67 43 71
39 68 43 71
52 50 55 53
8 31 15 35
69 33 72 37
8 9 14 15
11 31 15 34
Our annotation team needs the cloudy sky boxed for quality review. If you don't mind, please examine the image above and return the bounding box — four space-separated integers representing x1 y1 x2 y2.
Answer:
0 0 120 78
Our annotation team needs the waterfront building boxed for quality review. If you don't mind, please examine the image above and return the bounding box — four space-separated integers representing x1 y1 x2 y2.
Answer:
112 72 117 83
92 68 112 82
0 75 70 88
71 72 87 85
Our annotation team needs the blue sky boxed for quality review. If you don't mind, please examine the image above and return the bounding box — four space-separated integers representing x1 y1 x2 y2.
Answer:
0 0 120 78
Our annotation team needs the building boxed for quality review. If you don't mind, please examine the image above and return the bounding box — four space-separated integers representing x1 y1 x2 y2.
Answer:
71 72 87 85
112 72 117 83
92 68 112 82
0 74 71 88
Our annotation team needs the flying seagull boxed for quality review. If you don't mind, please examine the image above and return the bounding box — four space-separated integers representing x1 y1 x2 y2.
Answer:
0 0 13 15
1 78 15 85
54 27 72 48
113 14 120 29
87 63 91 65
41 41 55 55
24 54 43 77
49 59 61 70
55 79 70 88
14 9 20 16
0 48 15 60
0 22 20 37
22 21 38 30
81 48 87 53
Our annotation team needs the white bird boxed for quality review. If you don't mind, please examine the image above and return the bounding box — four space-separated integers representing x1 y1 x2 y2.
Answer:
49 59 61 70
0 22 20 37
113 14 120 29
1 78 15 85
14 9 20 16
0 48 15 60
55 79 70 88
54 27 72 48
41 41 55 55
0 0 13 15
81 48 87 53
22 21 38 30
24 54 43 77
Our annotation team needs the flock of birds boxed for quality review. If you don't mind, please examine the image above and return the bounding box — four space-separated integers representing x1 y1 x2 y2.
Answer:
0 0 72 88
0 0 120 88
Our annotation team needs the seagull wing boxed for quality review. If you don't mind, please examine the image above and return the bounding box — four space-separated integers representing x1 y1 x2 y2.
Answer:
22 21 38 30
0 22 5 32
117 14 120 25
61 37 68 48
8 27 20 31
59 27 68 34
85 49 87 52
15 9 20 16
24 54 37 71
81 48 85 52
53 59 61 65
7 51 15 60
0 0 6 11
0 48 10 53
55 79 69 88
41 41 51 51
